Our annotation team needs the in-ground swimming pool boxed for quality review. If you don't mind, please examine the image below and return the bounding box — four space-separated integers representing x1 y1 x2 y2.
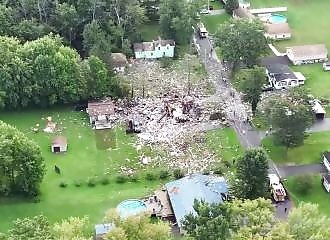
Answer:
117 199 147 218
269 14 287 24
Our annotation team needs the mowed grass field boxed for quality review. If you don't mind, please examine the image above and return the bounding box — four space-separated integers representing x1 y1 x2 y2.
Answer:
251 0 330 98
0 108 164 231
262 131 330 165
286 175 330 216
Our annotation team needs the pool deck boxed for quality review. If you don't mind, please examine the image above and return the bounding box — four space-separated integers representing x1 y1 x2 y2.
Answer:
250 7 287 14
144 189 174 218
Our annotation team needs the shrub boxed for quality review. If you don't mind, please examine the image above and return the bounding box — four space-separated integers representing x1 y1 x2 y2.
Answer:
59 181 68 188
202 169 210 175
145 172 157 181
173 168 184 179
129 174 139 182
159 169 170 179
223 160 232 168
294 175 313 195
116 175 127 184
212 164 226 175
74 180 82 187
100 176 110 185
87 177 96 187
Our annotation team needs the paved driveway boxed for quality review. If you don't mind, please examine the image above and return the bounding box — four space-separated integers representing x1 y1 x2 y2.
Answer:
308 118 330 133
278 164 327 178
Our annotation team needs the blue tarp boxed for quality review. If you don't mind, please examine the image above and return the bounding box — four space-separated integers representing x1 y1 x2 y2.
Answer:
165 174 228 228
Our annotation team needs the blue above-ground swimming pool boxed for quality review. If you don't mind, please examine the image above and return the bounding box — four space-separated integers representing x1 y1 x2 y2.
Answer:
117 199 147 218
269 14 287 24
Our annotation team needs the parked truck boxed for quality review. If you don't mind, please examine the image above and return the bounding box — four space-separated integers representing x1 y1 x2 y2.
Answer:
197 23 208 39
268 174 287 202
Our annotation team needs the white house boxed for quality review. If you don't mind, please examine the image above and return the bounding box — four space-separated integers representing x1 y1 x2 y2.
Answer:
323 175 330 193
110 53 128 73
323 152 330 172
264 23 291 40
133 37 175 59
286 44 328 65
266 64 305 89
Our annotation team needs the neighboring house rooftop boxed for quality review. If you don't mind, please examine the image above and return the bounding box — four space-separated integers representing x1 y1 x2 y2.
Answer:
287 44 328 60
133 38 175 52
95 223 115 239
266 64 297 82
87 100 115 117
265 22 291 35
324 151 330 162
324 174 330 184
165 174 228 229
110 53 128 68
233 7 254 19
260 56 291 66
52 136 67 146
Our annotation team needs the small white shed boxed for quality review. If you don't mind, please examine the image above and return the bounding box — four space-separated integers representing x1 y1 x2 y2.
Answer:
51 136 68 153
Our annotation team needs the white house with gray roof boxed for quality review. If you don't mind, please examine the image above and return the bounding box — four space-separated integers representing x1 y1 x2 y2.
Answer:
133 37 175 59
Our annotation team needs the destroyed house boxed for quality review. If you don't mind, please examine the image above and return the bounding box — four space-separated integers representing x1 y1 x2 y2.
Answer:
86 100 115 129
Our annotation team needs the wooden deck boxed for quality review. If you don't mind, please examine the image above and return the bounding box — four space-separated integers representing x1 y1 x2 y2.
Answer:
144 189 174 218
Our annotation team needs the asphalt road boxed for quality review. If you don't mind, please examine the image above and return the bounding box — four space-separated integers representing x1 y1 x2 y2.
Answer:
195 33 292 219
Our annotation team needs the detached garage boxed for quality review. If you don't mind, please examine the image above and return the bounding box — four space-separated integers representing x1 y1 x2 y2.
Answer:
51 136 67 153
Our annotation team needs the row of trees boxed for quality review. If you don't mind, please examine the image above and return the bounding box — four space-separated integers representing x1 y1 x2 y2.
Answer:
0 0 148 57
183 199 330 240
1 209 171 240
0 34 126 109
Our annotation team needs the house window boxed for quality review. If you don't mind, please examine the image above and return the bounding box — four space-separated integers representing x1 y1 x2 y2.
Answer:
151 53 153 56
158 47 160 50
167 46 169 49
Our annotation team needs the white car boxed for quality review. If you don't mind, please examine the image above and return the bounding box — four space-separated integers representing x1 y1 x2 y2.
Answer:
200 9 211 14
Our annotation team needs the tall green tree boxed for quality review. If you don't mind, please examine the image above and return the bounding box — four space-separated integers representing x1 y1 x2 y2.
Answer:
182 198 275 240
231 149 269 200
0 121 45 197
236 67 266 115
266 89 313 153
159 0 201 44
0 4 16 36
14 19 51 41
224 0 239 15
53 216 91 240
182 200 232 240
52 2 79 44
216 18 268 70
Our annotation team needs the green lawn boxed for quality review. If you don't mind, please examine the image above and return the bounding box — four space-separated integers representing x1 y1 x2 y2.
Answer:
0 108 164 231
201 13 230 34
251 0 330 98
140 21 160 41
262 131 330 165
206 127 244 163
286 175 330 216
